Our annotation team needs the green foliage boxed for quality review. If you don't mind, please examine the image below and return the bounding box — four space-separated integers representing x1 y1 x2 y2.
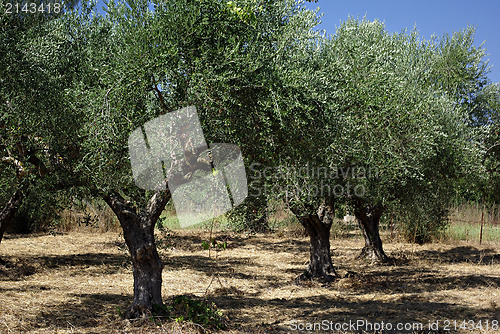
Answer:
71 0 325 221
225 195 270 232
201 238 227 251
12 185 70 233
312 19 487 244
477 83 500 204
116 306 123 318
159 295 227 330
0 0 89 228
2 0 496 245
395 193 450 244
430 26 490 111
154 221 176 251
426 26 499 208
225 1 259 24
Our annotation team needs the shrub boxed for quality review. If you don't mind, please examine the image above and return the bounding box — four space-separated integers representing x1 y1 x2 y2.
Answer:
157 295 228 330
395 194 450 244
225 195 270 233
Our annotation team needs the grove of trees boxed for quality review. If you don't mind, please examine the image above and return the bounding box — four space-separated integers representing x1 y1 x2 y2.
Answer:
1 0 498 319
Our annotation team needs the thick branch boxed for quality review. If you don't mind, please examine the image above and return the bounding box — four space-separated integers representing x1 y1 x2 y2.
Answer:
3 137 50 178
103 191 138 220
486 142 500 154
142 190 171 227
104 190 171 230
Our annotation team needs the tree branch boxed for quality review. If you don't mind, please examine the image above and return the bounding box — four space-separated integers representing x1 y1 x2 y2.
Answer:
1 156 27 177
103 191 138 220
143 190 171 227
482 141 500 166
486 142 500 154
151 75 171 114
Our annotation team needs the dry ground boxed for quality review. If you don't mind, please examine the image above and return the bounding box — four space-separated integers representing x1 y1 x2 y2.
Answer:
0 230 499 333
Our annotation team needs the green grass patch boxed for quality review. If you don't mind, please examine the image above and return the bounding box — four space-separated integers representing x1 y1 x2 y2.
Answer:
445 222 500 242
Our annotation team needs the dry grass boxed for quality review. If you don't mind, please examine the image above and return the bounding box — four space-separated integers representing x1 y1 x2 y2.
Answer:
449 203 500 226
0 230 499 333
56 200 121 233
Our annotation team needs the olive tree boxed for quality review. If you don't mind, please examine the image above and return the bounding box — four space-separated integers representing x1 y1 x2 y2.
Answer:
395 26 496 244
430 27 500 206
316 19 476 261
0 0 80 247
60 0 330 315
478 84 500 203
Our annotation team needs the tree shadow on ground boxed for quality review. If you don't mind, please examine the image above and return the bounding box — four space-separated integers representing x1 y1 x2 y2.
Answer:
167 231 311 253
164 242 500 298
2 233 499 332
240 238 310 253
32 253 130 269
0 256 38 280
21 287 499 333
0 252 130 281
163 254 284 285
209 293 499 332
413 246 500 265
332 245 500 296
347 267 500 295
33 293 131 330
2 233 52 240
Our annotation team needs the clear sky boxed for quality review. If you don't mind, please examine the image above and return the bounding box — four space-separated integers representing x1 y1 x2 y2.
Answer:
304 0 500 83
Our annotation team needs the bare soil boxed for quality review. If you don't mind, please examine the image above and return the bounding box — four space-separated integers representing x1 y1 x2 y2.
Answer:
0 230 499 333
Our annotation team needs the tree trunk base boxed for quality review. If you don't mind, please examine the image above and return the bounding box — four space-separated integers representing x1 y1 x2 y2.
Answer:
123 303 165 319
123 305 149 319
357 245 390 263
295 270 337 285
291 202 338 285
353 202 390 265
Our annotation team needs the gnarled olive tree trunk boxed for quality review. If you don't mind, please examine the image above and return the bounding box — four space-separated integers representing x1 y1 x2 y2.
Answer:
293 202 337 281
104 190 170 318
353 201 388 263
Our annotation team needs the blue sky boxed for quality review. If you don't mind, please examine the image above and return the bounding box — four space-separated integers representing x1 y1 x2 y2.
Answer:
305 0 500 83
